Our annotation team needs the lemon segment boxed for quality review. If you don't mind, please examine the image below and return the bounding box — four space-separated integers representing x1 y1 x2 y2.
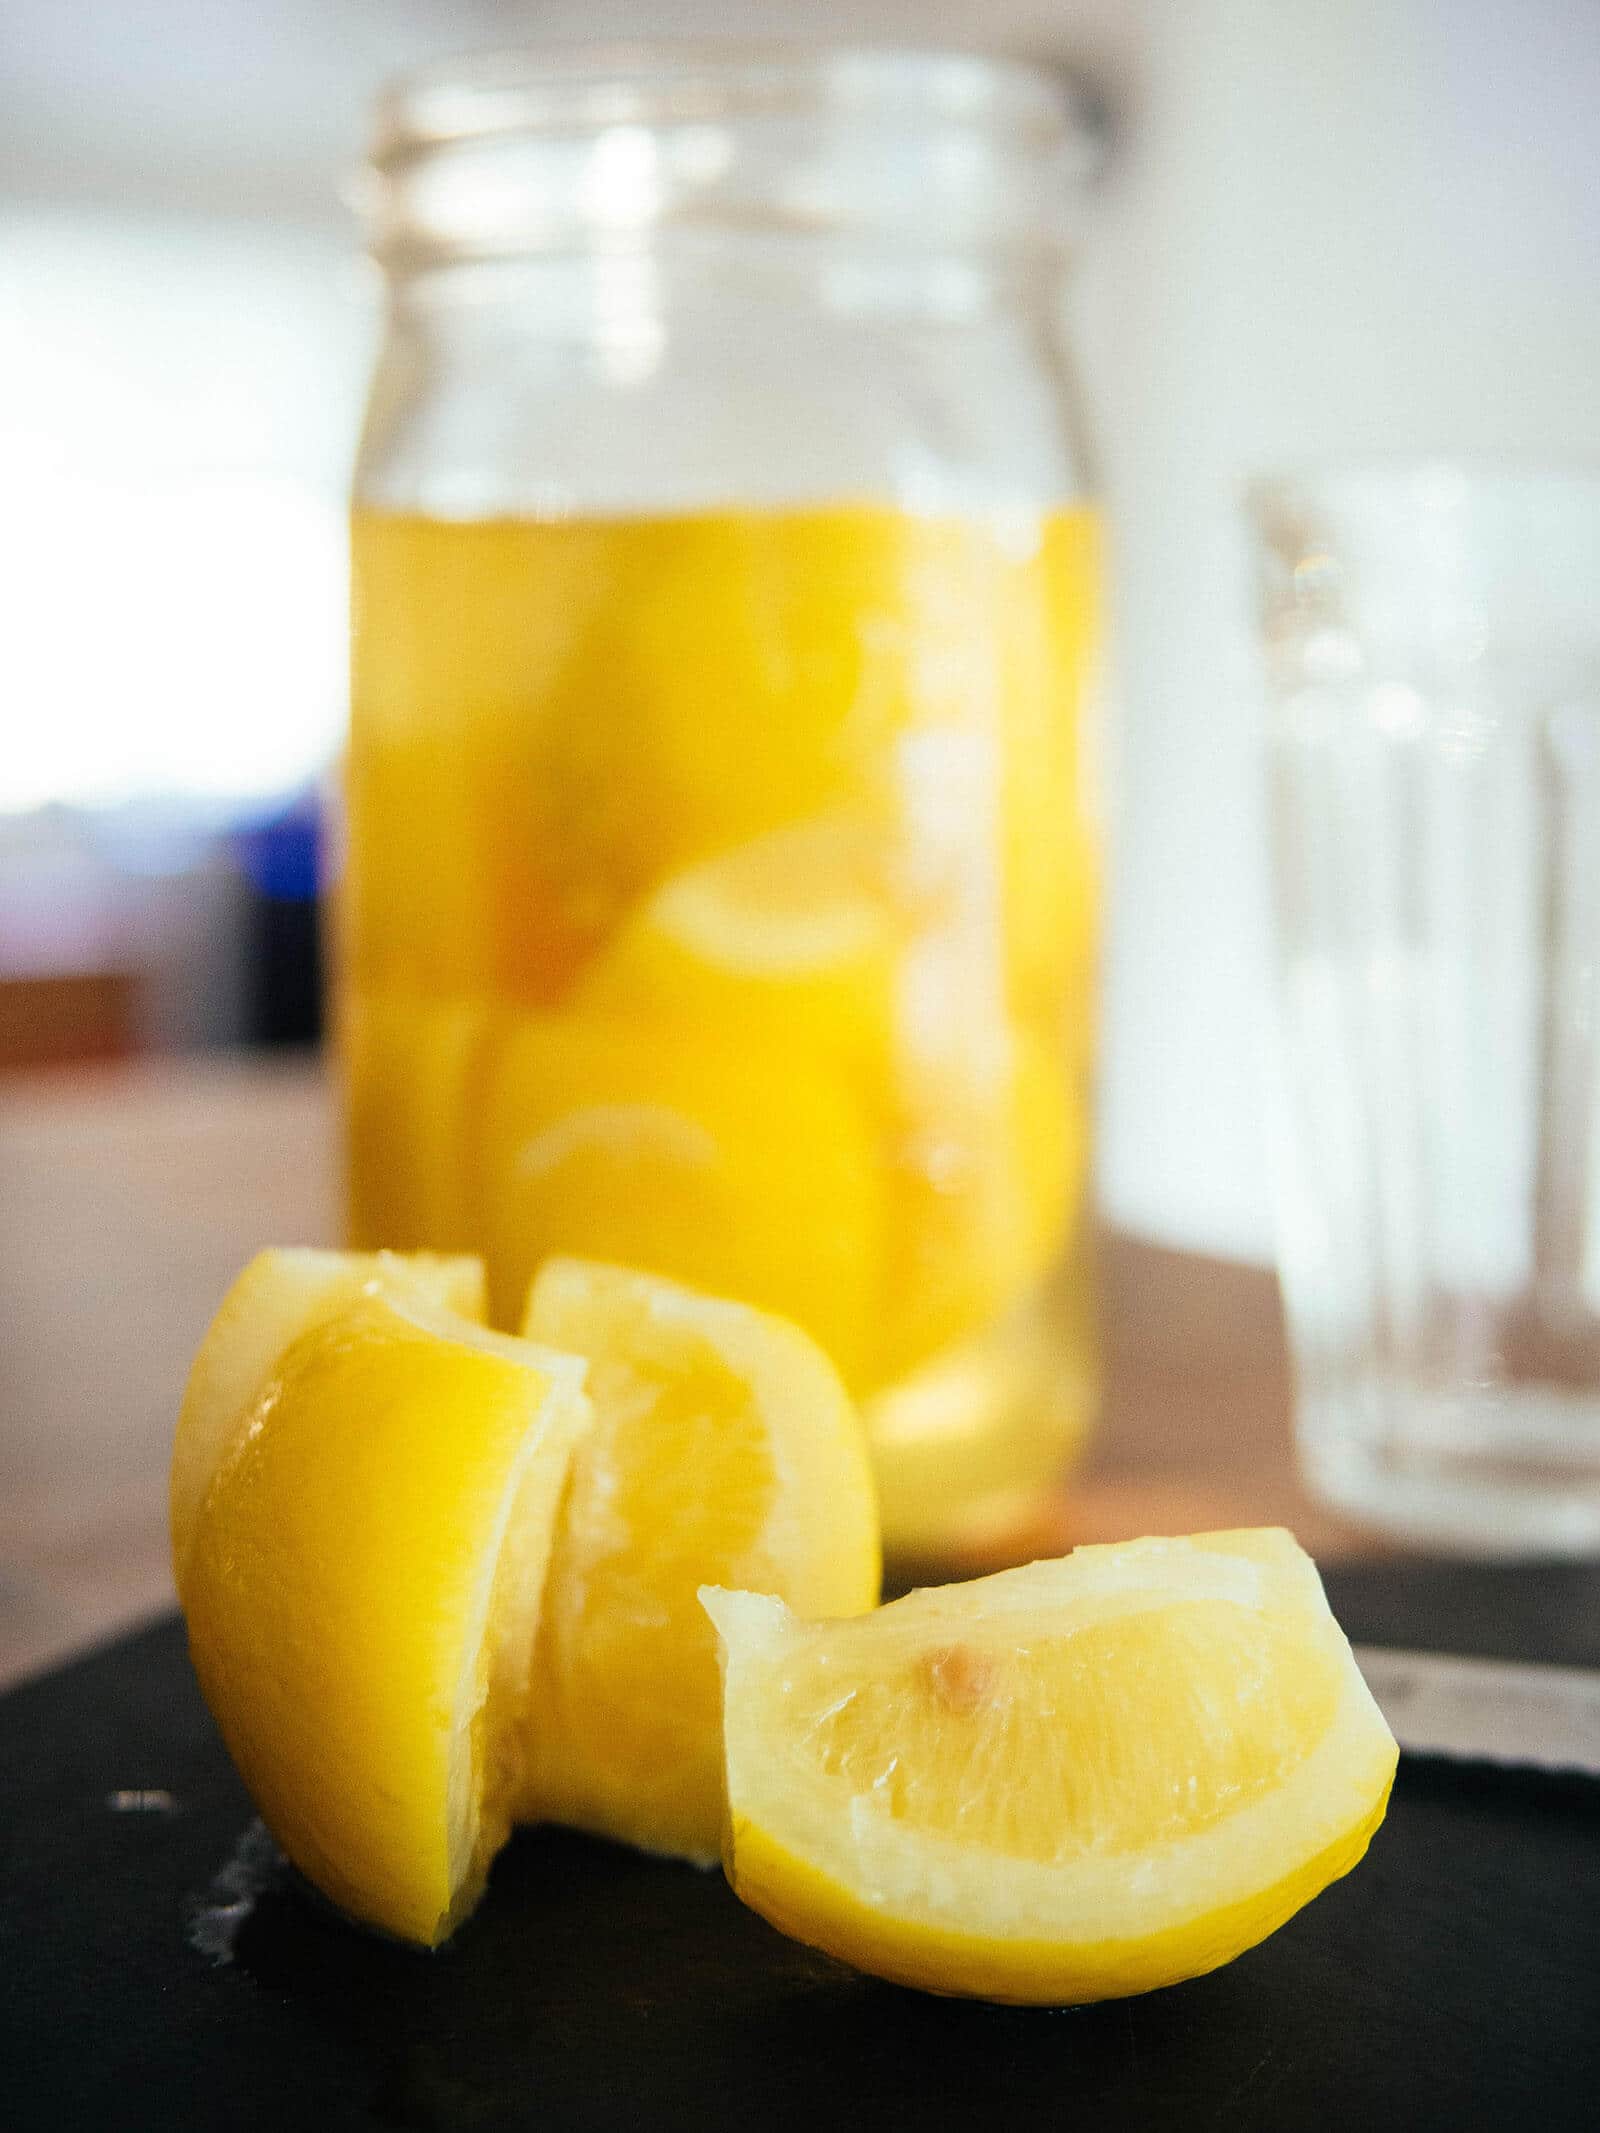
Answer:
478 1014 883 1385
704 1529 1396 2003
516 1259 880 1864
170 1247 486 1584
178 1291 590 1946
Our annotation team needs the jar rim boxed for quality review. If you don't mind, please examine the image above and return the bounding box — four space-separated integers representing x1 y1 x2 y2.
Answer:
370 39 1102 172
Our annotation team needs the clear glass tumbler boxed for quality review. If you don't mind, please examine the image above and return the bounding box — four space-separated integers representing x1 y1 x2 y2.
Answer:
1251 465 1600 1555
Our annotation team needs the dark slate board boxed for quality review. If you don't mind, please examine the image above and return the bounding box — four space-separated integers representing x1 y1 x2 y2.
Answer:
3 1561 1598 2132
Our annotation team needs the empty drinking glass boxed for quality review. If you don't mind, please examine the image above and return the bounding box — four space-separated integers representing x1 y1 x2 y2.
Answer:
1251 465 1600 1553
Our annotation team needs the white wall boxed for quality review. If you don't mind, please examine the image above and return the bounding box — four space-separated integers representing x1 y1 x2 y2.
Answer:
1088 0 1600 1258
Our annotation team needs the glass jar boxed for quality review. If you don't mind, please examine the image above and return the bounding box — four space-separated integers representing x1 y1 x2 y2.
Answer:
342 44 1103 1561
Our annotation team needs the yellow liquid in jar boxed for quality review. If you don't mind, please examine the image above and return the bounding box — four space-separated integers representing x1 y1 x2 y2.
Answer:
342 503 1101 1557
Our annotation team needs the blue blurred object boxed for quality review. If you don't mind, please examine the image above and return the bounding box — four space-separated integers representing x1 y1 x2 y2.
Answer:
232 794 322 905
230 793 324 1048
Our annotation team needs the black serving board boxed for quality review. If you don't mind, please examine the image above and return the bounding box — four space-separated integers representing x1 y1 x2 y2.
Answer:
3 1561 1598 2132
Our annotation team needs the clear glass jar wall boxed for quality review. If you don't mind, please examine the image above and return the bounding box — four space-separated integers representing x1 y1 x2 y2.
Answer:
342 45 1103 1557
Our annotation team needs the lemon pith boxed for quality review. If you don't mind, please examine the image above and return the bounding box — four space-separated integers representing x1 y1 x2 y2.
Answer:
516 1258 881 1864
704 1528 1397 2003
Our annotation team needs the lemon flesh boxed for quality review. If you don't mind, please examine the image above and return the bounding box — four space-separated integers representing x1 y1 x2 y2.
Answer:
517 1258 881 1864
177 1289 589 1946
705 1529 1396 2003
170 1247 486 1584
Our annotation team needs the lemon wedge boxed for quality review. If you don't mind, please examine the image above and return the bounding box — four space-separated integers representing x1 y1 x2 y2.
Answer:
170 1247 486 1584
704 1529 1396 2003
177 1285 589 1946
516 1258 880 1864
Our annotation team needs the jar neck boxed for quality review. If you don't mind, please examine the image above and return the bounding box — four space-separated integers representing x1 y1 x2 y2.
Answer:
381 234 1062 335
360 43 1097 281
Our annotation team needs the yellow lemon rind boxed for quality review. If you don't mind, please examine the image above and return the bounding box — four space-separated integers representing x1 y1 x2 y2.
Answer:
170 1246 487 1585
182 1289 589 1948
721 1773 1393 2005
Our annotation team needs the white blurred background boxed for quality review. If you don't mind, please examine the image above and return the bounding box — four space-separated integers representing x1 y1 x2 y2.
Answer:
3 0 1599 1259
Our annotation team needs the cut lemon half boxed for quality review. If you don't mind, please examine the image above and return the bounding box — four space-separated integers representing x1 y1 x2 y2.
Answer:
704 1529 1396 2004
170 1246 486 1585
517 1258 880 1865
178 1288 590 1946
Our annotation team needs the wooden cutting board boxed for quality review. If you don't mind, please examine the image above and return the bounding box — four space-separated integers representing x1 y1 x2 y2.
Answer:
3 1561 1597 2131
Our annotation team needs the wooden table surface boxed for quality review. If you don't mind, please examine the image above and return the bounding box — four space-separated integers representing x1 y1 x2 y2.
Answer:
0 1055 1375 1692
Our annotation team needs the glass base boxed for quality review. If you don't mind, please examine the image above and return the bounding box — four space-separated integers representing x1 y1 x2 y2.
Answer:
1302 1396 1600 1557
